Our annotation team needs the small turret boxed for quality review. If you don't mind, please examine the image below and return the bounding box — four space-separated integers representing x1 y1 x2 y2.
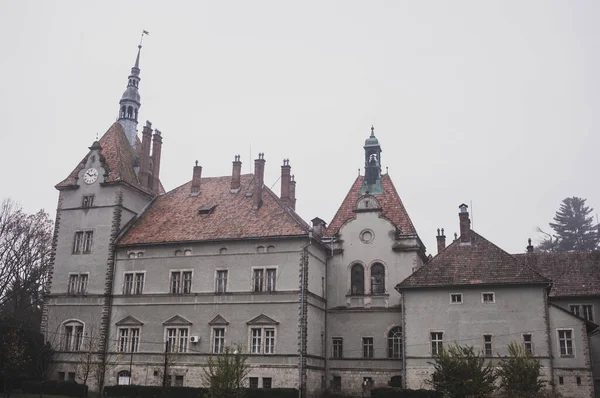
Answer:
118 44 143 149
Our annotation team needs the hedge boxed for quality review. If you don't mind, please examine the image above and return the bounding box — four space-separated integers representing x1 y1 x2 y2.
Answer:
22 380 89 397
103 385 299 398
370 388 443 398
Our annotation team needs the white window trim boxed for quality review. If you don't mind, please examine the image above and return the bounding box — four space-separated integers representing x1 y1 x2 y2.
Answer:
250 265 279 292
117 326 141 353
430 330 444 356
481 292 495 303
522 333 534 355
332 336 343 358
482 334 493 356
247 325 277 354
73 229 94 254
214 268 229 293
123 271 146 295
169 269 194 294
164 326 191 353
449 293 463 304
361 336 375 358
67 272 89 294
556 328 575 357
62 319 85 352
211 326 227 354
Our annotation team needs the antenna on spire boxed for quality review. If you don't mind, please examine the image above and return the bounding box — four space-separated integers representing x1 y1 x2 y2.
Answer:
95 132 99 141
140 30 149 46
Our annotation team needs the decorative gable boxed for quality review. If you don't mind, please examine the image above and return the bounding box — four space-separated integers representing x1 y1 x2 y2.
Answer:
208 315 229 325
246 314 279 325
163 315 192 325
115 315 144 326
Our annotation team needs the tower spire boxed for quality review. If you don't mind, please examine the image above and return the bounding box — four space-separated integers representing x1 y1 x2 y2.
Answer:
118 32 148 149
361 125 383 195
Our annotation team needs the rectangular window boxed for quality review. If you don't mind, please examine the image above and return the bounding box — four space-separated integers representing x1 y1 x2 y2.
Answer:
124 273 134 295
83 231 93 253
332 376 342 392
577 376 581 386
450 293 462 304
264 328 275 354
178 328 188 352
582 305 593 321
251 328 262 354
249 326 276 354
362 337 374 359
262 377 272 389
135 273 144 295
558 330 574 356
78 274 88 294
58 372 65 381
332 337 343 358
68 274 78 294
170 272 181 294
68 372 75 382
558 376 564 385
82 195 94 208
72 232 84 253
523 334 533 355
216 270 228 293
166 327 189 353
182 271 192 294
74 326 83 351
483 335 493 356
482 292 495 303
266 268 277 292
174 375 184 387
431 332 443 356
119 329 129 352
166 328 177 352
570 305 580 317
253 269 264 292
249 377 259 389
130 328 140 352
64 326 73 350
213 328 225 354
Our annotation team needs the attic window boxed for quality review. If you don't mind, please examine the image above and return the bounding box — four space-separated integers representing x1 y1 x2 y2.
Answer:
198 205 217 215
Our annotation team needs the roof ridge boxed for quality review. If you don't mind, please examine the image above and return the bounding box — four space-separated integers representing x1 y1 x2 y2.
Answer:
381 174 419 235
262 186 310 232
326 175 362 236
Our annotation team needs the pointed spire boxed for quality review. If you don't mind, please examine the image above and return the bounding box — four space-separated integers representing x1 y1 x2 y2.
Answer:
118 39 145 148
134 45 142 70
371 125 375 137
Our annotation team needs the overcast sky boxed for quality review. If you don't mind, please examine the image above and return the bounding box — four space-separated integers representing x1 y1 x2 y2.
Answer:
1 0 599 255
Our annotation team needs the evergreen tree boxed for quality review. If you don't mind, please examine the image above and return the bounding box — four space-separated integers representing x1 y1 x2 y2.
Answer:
538 197 599 252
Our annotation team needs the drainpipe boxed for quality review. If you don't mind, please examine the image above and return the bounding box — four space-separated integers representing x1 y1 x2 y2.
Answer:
299 232 312 398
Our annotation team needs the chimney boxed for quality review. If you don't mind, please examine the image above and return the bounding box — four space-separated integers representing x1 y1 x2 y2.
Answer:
311 217 327 237
191 161 202 196
151 129 163 192
139 121 152 187
436 228 446 254
289 175 297 211
280 159 291 206
253 153 265 210
458 203 471 243
526 238 534 254
231 155 242 192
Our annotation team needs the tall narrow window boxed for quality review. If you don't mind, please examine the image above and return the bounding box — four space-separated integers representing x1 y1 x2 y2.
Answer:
251 328 262 354
135 273 144 295
63 321 84 351
170 272 181 294
431 332 443 356
266 268 277 292
166 328 177 352
74 325 83 351
119 329 129 352
64 326 73 350
362 337 374 358
332 338 343 358
216 270 228 293
124 273 134 295
68 275 78 294
78 274 88 294
212 328 225 354
73 232 84 253
558 330 573 356
523 334 533 355
178 328 188 353
264 328 275 354
83 231 93 253
182 271 192 294
371 263 385 295
569 305 580 317
483 335 493 356
253 269 264 292
130 328 140 352
82 195 94 208
582 305 593 321
351 264 365 295
388 327 402 359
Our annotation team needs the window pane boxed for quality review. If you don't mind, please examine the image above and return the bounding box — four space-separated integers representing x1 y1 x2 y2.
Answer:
249 377 259 389
78 274 88 294
167 328 177 352
178 328 188 353
171 272 181 294
388 327 402 359
251 328 262 354
74 326 83 351
351 264 364 295
371 264 385 295
68 275 78 294
216 270 228 293
583 305 593 321
83 231 93 253
265 328 275 354
263 377 272 389
333 338 343 358
213 328 225 354
253 269 264 292
124 274 133 295
183 272 192 294
362 337 373 358
135 273 144 294
131 328 140 352
266 269 277 292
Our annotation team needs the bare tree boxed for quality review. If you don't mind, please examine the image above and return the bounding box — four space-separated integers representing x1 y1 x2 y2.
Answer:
201 344 250 398
90 342 121 393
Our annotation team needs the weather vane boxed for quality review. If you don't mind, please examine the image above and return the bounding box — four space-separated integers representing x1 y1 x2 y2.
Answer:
139 30 149 46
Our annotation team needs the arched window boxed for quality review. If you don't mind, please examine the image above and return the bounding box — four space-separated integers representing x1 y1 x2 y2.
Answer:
120 106 126 118
267 245 275 253
127 106 133 118
137 252 144 258
128 252 136 259
256 246 265 253
134 108 138 121
174 250 182 257
184 249 192 256
63 320 84 351
219 248 227 255
117 370 131 385
351 264 364 295
371 263 385 295
389 375 402 387
388 327 402 359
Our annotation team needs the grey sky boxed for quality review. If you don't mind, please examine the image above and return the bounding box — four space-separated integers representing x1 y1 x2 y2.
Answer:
1 0 599 255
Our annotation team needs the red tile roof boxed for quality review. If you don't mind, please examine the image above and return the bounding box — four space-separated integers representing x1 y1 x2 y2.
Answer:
326 174 417 236
514 252 600 297
118 174 310 245
396 231 550 289
55 122 164 195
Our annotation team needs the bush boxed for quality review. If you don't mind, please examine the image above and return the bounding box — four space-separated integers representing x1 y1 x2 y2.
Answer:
22 380 89 397
371 388 442 398
496 343 545 398
103 385 207 398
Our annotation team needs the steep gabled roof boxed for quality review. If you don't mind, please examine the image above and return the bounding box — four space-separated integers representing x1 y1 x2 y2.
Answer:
397 231 550 289
118 174 310 245
326 174 417 236
514 252 600 297
55 122 164 195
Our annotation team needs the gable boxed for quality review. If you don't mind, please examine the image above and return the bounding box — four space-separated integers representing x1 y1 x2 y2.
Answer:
163 315 192 325
115 315 144 326
246 314 279 325
208 315 229 325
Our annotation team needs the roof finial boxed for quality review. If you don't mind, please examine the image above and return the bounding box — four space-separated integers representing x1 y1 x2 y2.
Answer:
371 125 375 137
95 132 99 140
135 30 149 69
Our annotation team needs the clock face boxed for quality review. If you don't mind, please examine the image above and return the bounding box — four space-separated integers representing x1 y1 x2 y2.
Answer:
83 168 99 185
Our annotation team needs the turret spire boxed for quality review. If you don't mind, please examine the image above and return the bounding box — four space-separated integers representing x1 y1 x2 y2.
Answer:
118 31 148 149
361 125 383 195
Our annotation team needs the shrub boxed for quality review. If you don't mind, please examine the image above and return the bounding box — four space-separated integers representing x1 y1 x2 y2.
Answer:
103 385 207 398
496 343 545 398
429 345 496 398
22 380 89 397
371 387 442 398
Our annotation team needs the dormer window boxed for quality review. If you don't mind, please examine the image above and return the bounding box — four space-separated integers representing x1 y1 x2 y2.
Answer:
198 205 217 215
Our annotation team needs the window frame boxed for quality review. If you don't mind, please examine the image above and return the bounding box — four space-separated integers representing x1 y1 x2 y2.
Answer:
523 333 533 355
370 263 386 295
362 337 374 359
72 230 93 254
449 293 463 304
350 263 365 296
211 327 226 354
569 304 581 317
169 269 193 294
63 320 84 352
215 269 229 293
387 326 403 359
582 304 593 321
164 326 190 353
251 266 278 293
248 326 277 355
483 334 493 357
481 292 495 303
332 337 343 359
557 328 575 357
262 377 272 389
117 327 141 353
82 195 95 208
123 271 145 295
430 331 444 356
